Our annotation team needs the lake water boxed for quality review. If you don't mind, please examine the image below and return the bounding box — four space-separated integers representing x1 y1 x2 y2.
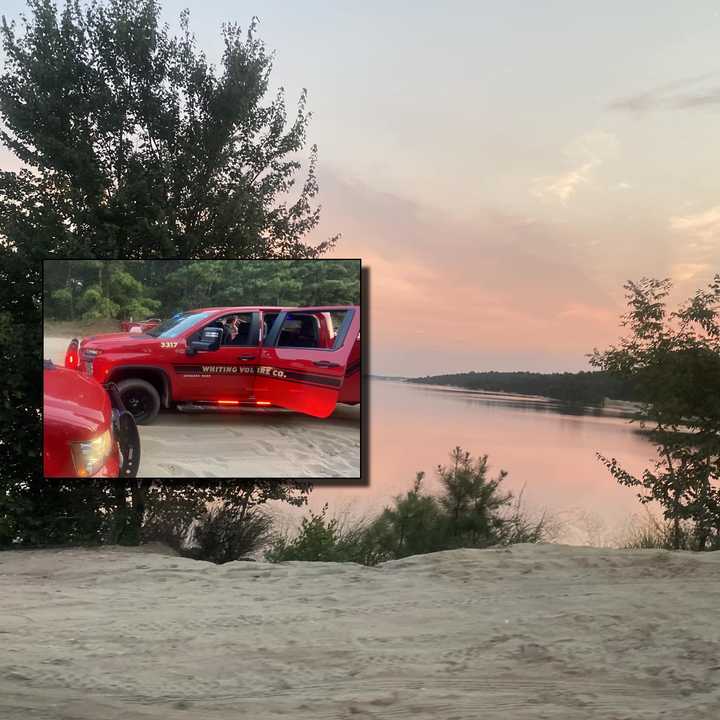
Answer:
279 379 659 545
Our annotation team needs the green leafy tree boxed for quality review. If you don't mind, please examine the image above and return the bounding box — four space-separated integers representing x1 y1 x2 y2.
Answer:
77 285 119 319
368 474 445 559
0 0 332 258
141 481 310 560
376 448 531 553
0 481 119 547
0 479 311 550
48 287 73 319
266 504 384 564
591 276 720 550
437 447 512 545
107 268 160 319
42 258 361 320
0 0 328 546
268 449 546 565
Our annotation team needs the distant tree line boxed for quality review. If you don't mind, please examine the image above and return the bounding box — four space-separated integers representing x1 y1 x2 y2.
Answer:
408 370 638 405
43 259 360 321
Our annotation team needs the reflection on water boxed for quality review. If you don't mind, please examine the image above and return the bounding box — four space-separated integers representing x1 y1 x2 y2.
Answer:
407 383 638 419
279 380 658 546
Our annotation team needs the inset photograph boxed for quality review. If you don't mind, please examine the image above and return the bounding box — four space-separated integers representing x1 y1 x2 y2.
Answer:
43 259 362 479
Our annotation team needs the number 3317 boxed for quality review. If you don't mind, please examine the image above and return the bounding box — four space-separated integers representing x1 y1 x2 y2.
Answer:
160 342 178 349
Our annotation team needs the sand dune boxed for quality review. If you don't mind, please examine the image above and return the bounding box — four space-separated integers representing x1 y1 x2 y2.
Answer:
1 543 719 718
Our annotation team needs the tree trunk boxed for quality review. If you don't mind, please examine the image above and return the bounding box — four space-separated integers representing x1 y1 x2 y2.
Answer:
65 263 74 321
672 487 681 550
130 481 148 542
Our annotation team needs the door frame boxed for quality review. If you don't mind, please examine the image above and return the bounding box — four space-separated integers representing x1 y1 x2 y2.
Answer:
255 306 360 417
263 306 357 351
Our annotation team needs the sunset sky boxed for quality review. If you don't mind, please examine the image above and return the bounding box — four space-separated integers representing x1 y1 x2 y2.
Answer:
3 1 720 375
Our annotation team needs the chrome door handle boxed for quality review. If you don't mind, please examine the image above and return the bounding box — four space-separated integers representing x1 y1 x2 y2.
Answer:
313 360 340 368
238 355 255 361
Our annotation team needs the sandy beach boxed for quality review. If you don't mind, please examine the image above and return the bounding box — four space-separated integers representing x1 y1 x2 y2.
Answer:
43 334 361 478
1 543 719 719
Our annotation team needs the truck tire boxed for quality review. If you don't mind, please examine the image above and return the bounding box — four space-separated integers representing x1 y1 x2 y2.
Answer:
117 378 161 425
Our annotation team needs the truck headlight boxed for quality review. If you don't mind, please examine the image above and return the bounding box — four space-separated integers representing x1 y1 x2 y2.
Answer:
71 429 112 477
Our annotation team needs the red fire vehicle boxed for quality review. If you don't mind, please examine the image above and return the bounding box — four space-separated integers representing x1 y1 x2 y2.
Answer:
64 306 361 424
43 360 141 477
119 317 162 333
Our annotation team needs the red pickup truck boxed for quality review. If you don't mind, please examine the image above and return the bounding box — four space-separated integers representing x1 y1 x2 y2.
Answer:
119 317 162 333
64 305 361 424
43 360 141 477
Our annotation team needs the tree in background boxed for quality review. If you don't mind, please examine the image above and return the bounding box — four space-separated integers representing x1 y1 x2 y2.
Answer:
44 259 162 320
42 259 360 321
371 447 545 556
591 276 720 550
154 259 360 309
436 447 512 545
268 448 548 564
0 0 333 546
0 479 310 550
140 481 310 559
409 370 638 405
0 0 331 259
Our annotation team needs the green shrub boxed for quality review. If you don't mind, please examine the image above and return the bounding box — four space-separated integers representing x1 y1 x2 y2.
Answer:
188 506 272 564
266 504 384 564
621 509 707 550
366 473 447 559
78 286 119 320
48 287 73 320
268 448 549 565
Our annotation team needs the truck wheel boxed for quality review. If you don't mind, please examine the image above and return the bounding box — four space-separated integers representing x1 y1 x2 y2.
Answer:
117 379 161 425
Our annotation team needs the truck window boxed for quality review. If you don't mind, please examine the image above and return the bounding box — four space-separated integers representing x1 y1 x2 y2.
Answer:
220 313 253 345
327 311 351 345
261 312 280 344
277 313 321 348
192 312 255 346
146 311 211 338
324 309 354 349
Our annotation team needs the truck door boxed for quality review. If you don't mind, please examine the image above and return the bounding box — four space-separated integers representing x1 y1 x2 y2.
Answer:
172 311 260 402
255 306 360 418
338 332 361 404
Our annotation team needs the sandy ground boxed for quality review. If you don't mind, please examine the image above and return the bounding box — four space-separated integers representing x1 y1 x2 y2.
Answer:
44 335 360 478
1 543 719 719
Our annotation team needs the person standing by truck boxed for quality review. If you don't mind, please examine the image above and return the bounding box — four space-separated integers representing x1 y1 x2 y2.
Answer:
225 315 239 343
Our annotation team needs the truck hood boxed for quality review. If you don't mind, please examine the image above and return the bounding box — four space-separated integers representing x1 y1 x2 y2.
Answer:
44 365 112 439
81 332 158 352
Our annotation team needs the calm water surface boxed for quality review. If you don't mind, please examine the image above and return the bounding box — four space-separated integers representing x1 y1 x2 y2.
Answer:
282 380 659 545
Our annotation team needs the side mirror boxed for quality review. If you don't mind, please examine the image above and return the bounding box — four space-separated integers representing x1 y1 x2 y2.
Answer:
186 326 222 354
186 339 207 355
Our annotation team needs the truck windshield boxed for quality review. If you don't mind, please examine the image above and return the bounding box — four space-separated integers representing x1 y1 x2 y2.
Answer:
146 311 211 338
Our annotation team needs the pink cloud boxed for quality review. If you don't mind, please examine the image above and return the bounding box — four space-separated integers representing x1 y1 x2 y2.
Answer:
315 170 624 374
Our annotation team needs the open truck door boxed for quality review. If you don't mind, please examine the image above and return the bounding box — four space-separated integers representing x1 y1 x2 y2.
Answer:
255 306 360 418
